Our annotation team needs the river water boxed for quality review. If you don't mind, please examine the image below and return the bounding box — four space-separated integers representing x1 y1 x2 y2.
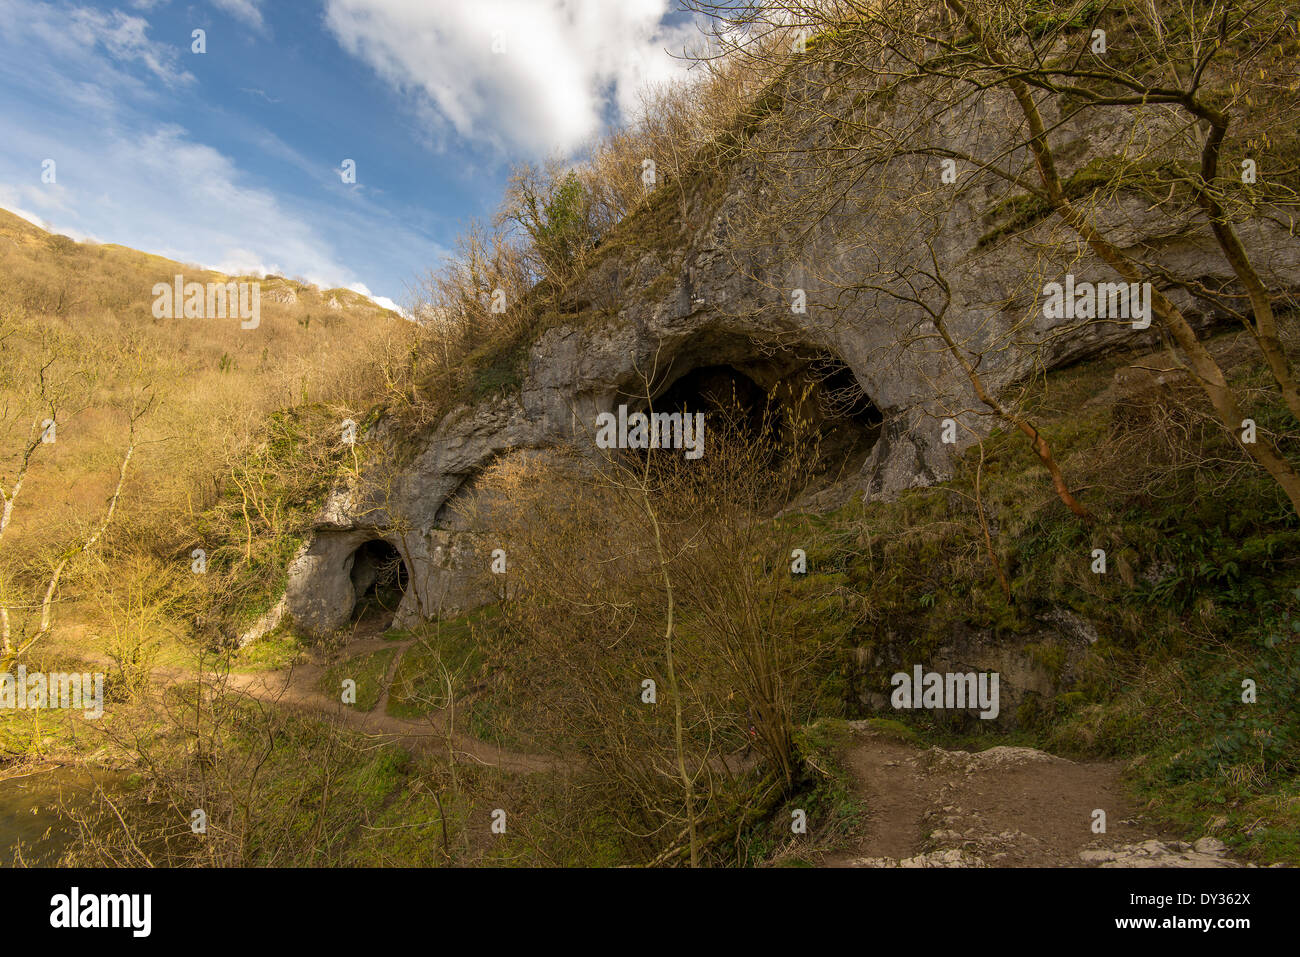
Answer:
0 766 105 867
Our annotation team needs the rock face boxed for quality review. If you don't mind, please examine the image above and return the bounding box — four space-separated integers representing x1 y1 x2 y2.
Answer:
283 72 1300 637
854 607 1099 729
262 282 299 305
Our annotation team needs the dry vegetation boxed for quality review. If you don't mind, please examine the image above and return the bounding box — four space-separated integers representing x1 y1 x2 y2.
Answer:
0 206 415 666
3 1 1300 868
395 53 780 428
454 390 859 864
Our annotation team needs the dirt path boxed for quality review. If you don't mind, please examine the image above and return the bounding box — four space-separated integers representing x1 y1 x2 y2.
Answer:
95 611 569 776
221 663 568 775
69 622 1256 865
819 723 1248 868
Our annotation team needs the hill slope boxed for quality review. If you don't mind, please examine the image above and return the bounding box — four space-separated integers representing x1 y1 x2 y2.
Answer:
0 206 415 661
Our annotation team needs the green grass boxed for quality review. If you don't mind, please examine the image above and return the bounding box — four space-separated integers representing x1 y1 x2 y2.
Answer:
1053 617 1300 864
773 328 1300 862
233 625 305 672
317 648 396 712
739 718 868 866
409 327 1300 864
854 716 921 745
386 612 492 718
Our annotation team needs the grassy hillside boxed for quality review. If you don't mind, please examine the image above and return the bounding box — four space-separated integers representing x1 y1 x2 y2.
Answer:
39 322 1287 869
4 0 1299 867
0 207 415 665
4 218 1297 868
818 331 1300 863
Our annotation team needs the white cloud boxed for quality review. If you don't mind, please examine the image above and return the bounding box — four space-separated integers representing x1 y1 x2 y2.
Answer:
323 0 699 156
213 0 267 33
2 1 195 89
0 0 351 288
0 0 193 137
0 121 352 286
0 195 100 242
0 0 435 302
348 282 407 316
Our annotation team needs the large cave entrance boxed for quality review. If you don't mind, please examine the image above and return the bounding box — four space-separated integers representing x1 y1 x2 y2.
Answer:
348 538 409 626
654 364 772 439
632 342 882 481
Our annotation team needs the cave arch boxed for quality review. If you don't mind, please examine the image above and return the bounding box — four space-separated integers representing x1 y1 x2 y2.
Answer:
802 355 884 464
347 538 410 625
623 336 883 477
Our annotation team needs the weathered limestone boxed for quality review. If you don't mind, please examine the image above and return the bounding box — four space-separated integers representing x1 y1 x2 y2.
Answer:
282 78 1300 637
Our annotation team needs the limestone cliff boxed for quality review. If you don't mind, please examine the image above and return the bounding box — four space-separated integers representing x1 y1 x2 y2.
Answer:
281 65 1300 637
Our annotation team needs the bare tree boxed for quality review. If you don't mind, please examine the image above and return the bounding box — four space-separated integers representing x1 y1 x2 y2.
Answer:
683 0 1300 513
459 354 856 864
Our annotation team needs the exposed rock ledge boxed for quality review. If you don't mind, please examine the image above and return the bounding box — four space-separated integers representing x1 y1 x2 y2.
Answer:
282 85 1300 637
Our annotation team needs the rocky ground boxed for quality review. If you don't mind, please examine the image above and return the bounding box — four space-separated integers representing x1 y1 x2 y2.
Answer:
103 628 1277 868
822 723 1260 868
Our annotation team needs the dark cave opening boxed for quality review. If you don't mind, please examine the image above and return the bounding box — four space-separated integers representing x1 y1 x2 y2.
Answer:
635 349 883 474
806 356 884 464
348 538 409 624
653 364 773 439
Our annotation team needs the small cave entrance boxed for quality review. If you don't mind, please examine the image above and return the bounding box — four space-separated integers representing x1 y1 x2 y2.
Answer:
634 342 883 480
348 538 409 626
806 356 884 466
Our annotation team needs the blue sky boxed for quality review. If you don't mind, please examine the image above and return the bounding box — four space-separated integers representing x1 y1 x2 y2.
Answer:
0 0 700 310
